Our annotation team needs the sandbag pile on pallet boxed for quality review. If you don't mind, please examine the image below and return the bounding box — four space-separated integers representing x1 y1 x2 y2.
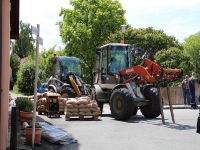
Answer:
28 92 66 114
58 98 67 114
65 96 101 116
37 97 47 113
27 93 44 102
43 92 60 97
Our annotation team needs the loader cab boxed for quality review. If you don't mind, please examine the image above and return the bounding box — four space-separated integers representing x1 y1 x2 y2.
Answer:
52 56 82 82
94 43 132 86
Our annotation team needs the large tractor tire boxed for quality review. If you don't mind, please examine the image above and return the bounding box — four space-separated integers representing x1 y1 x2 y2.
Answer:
90 87 104 113
61 87 76 98
140 87 161 118
110 88 136 120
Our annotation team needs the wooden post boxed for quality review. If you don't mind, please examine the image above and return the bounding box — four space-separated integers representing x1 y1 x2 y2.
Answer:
167 85 175 123
32 24 40 148
158 87 165 124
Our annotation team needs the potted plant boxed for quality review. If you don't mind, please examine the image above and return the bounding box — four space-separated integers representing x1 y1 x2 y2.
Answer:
15 97 33 123
25 122 42 145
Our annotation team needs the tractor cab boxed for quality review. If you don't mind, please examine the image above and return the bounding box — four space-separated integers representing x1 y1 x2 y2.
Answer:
52 56 82 82
94 43 132 86
92 43 132 108
49 56 90 98
92 43 181 120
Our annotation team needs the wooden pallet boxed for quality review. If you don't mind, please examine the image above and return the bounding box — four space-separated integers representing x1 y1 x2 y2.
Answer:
46 111 60 118
59 111 65 115
38 111 46 115
65 115 99 121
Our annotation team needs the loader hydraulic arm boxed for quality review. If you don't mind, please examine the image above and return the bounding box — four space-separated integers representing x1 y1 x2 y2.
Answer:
119 58 182 84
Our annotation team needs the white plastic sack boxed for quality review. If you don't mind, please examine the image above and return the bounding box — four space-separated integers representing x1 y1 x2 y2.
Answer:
38 122 77 145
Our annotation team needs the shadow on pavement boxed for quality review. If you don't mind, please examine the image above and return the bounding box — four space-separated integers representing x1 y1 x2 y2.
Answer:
127 115 196 131
32 139 80 150
101 113 112 117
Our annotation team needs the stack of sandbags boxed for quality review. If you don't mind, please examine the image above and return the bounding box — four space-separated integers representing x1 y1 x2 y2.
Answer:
58 97 67 114
27 93 44 103
28 93 46 112
37 97 47 113
65 96 101 116
43 92 61 97
65 98 79 116
28 92 61 114
59 97 68 104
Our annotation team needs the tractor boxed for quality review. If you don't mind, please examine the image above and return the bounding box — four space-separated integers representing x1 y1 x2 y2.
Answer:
48 56 90 98
92 43 181 120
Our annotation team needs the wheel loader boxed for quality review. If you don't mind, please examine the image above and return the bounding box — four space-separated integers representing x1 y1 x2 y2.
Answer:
92 43 182 120
47 56 90 98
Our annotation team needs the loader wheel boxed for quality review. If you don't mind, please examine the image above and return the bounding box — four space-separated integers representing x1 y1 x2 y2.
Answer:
90 87 104 113
110 88 135 120
140 87 161 118
61 87 76 98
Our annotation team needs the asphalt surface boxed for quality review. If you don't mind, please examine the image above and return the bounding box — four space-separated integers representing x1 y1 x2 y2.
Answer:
9 93 200 150
37 104 200 150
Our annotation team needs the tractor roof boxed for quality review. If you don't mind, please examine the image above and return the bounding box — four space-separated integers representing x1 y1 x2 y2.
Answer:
98 43 130 49
56 56 80 64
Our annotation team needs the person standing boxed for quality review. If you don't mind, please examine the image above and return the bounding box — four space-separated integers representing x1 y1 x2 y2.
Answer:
189 72 198 109
182 75 190 105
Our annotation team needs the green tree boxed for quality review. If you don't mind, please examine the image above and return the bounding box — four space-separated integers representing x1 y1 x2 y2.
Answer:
59 0 126 82
184 32 200 79
10 53 20 82
16 55 35 94
12 21 34 59
109 26 182 59
39 47 61 83
154 47 193 84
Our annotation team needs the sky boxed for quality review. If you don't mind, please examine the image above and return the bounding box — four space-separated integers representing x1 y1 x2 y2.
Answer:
20 0 200 50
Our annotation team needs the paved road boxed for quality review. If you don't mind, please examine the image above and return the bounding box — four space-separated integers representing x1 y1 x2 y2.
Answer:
37 105 200 150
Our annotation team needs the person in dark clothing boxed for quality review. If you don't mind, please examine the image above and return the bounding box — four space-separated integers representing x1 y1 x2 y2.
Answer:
108 57 119 74
189 72 198 109
182 75 191 105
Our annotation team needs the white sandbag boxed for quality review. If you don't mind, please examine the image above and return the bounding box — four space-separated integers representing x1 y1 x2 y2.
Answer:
66 104 73 108
77 99 89 105
79 108 90 113
67 108 79 113
67 98 77 104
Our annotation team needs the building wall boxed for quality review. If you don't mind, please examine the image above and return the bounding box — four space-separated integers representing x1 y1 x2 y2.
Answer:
0 0 10 149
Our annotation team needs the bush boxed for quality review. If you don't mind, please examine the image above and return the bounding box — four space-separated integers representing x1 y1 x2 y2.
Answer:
16 56 35 94
10 53 20 82
15 97 33 112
